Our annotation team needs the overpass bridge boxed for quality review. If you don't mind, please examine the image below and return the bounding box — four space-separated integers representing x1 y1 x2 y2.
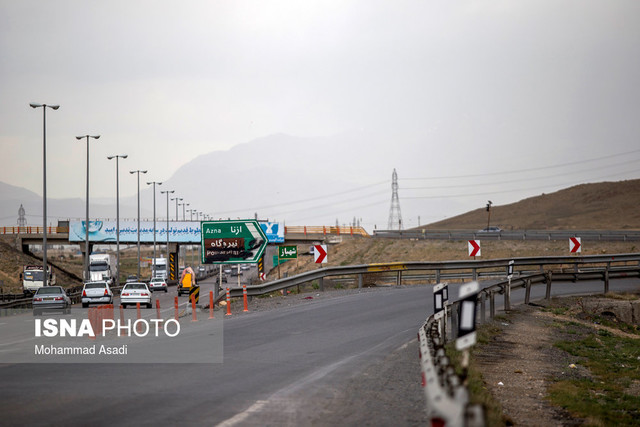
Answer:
1 222 370 279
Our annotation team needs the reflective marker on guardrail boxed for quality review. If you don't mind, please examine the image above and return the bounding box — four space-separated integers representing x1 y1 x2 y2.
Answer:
456 281 479 351
433 282 448 318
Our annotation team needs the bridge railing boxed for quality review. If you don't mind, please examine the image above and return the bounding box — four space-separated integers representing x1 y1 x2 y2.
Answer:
0 226 69 234
5 224 369 237
284 225 369 237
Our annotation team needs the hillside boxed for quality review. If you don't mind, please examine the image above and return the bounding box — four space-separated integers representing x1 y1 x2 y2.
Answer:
423 179 640 230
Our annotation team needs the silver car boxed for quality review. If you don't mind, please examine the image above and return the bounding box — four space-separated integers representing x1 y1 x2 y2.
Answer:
32 286 71 316
120 283 152 309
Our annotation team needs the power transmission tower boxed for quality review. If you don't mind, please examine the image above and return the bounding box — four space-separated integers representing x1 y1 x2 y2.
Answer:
17 204 27 227
387 168 403 230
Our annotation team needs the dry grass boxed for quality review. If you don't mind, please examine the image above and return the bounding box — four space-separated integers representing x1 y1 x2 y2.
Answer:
425 179 640 230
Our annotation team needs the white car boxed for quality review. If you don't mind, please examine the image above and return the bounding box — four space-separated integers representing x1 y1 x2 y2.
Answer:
148 277 168 293
82 281 114 308
120 283 152 309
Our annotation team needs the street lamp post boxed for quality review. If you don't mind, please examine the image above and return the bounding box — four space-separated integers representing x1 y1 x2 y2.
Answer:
130 169 148 279
161 190 174 279
171 197 183 221
76 134 100 281
30 103 59 286
107 154 128 286
146 181 162 276
181 203 189 221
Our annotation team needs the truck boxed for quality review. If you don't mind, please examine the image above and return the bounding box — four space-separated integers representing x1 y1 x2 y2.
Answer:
89 253 114 285
21 265 55 295
152 257 168 279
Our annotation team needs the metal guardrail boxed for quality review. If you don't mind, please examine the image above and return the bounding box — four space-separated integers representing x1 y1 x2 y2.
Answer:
373 229 640 241
4 253 638 308
417 263 640 426
224 253 640 299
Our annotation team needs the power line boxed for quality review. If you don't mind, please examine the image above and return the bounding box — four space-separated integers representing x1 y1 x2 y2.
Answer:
402 148 640 181
213 180 388 216
403 169 640 200
402 158 640 191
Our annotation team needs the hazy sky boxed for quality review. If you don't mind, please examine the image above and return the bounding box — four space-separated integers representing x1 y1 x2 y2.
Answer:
1 1 639 228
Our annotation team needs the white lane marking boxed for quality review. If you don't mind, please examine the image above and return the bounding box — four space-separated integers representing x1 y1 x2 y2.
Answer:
216 400 270 427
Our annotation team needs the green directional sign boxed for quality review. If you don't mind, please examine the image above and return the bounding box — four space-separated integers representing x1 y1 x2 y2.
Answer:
278 245 298 260
201 220 268 264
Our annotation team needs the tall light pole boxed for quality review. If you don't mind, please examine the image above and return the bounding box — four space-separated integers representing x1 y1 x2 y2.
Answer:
76 134 100 281
30 102 59 286
107 154 128 285
161 190 174 279
130 169 148 278
181 202 189 221
171 197 182 221
146 180 162 275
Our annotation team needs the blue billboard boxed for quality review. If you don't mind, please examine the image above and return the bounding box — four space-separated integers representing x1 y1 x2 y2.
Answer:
69 220 201 243
260 222 284 243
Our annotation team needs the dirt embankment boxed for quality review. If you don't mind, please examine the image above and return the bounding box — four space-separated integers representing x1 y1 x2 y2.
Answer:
0 235 82 292
472 294 640 426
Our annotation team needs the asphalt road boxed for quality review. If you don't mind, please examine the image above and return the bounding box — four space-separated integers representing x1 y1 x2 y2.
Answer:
1 275 638 426
0 279 432 426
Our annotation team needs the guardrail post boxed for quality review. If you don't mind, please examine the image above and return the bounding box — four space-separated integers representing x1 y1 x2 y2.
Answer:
545 271 552 300
503 283 511 312
604 268 610 294
450 303 458 340
318 277 324 292
472 268 477 281
358 273 363 289
442 305 448 343
435 269 441 283
397 271 402 286
524 279 531 304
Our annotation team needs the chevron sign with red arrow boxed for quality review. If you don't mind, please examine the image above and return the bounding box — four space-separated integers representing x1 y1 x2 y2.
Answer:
314 245 327 263
468 240 481 257
570 237 582 253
